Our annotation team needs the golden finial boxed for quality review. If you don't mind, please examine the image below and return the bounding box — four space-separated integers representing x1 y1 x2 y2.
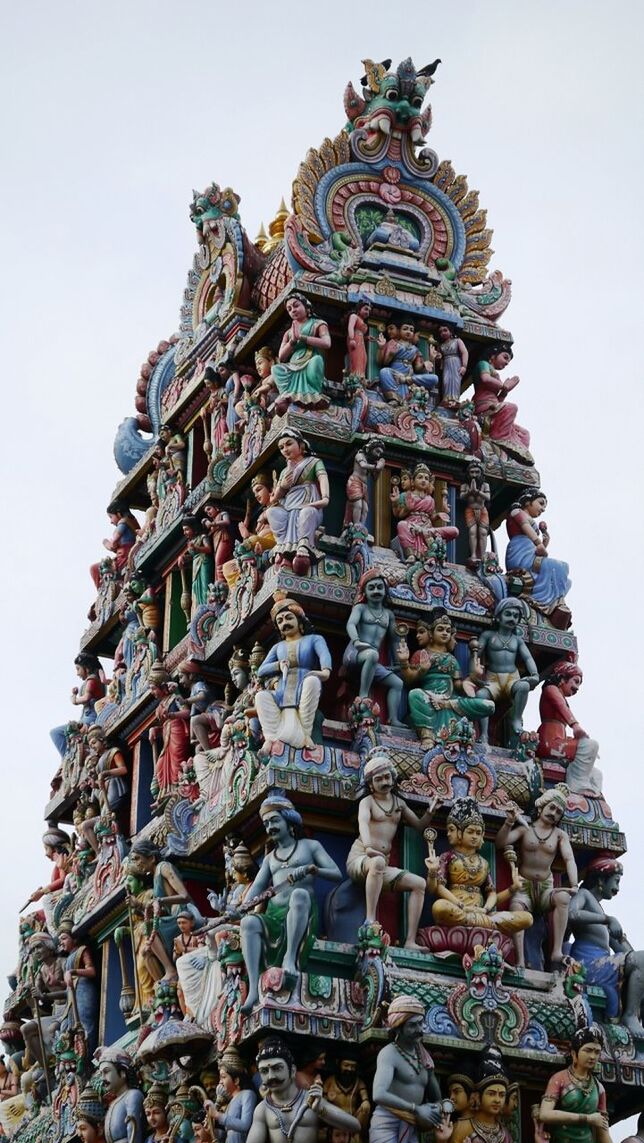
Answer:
264 198 289 253
255 222 268 252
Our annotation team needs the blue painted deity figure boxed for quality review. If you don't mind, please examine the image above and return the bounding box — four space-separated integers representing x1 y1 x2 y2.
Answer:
255 594 332 754
377 320 438 403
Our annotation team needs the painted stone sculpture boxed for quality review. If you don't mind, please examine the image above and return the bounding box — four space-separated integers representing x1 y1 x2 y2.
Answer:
240 793 342 1013
347 750 436 949
475 598 539 745
451 1056 513 1143
537 1026 611 1143
343 569 405 726
472 346 530 454
271 293 331 413
248 1037 360 1141
265 430 329 576
390 462 458 563
426 797 532 935
537 661 602 794
343 438 385 531
370 995 443 1142
495 786 578 969
398 610 494 747
323 1057 371 1143
346 298 373 377
505 489 571 618
377 320 439 404
147 664 190 804
96 1047 144 1143
437 323 468 408
569 855 644 1037
459 460 491 567
255 594 331 754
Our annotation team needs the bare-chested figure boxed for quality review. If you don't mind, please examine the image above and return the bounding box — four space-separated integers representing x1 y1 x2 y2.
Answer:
370 995 445 1142
495 784 578 969
343 569 405 726
569 855 644 1037
475 597 539 744
247 1038 359 1143
347 750 437 949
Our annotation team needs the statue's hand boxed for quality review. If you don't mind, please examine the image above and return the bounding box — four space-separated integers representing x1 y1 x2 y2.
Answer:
503 803 521 826
287 865 313 883
425 856 440 877
416 1102 444 1129
587 1113 609 1130
607 915 623 940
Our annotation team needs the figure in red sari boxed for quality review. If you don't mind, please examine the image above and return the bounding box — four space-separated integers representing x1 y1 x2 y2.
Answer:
148 664 190 805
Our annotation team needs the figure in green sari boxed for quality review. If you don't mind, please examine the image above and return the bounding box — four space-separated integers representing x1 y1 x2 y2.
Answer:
397 609 494 747
538 1026 611 1143
271 292 331 412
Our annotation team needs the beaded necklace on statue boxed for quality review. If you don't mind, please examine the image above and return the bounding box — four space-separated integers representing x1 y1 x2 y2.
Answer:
395 1041 424 1076
362 605 388 629
471 1118 506 1143
273 839 299 866
376 793 398 818
567 1067 594 1092
531 822 556 844
266 1088 307 1137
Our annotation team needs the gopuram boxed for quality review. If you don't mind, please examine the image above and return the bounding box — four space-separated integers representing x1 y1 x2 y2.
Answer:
2 56 640 1143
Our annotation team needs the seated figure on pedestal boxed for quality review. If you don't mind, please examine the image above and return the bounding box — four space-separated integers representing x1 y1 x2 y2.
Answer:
377 320 439 404
537 661 602 795
390 463 458 564
568 855 644 1037
397 610 494 748
255 593 331 755
240 793 342 1013
347 749 436 950
426 798 532 937
505 489 571 621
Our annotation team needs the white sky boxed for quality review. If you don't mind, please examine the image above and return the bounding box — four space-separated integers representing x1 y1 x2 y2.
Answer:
1 0 643 1125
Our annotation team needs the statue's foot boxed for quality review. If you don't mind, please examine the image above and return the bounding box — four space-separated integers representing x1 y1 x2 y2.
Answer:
390 718 407 729
403 939 424 951
241 991 259 1015
623 1015 644 1038
281 969 299 994
302 736 316 750
258 739 274 758
161 970 179 982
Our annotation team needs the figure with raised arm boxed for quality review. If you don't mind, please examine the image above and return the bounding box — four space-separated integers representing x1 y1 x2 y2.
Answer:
505 489 571 616
90 500 139 589
205 1048 257 1142
475 598 539 745
347 749 437 949
472 346 531 454
343 569 405 726
537 662 602 795
569 855 644 1037
343 438 385 531
495 785 578 969
271 293 331 413
265 430 329 577
255 594 331 754
370 995 444 1142
426 797 532 936
247 1037 360 1142
397 610 494 748
537 1026 611 1143
240 793 342 1013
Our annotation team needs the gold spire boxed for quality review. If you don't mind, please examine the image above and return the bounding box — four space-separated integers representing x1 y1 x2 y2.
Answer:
263 198 289 253
255 222 268 252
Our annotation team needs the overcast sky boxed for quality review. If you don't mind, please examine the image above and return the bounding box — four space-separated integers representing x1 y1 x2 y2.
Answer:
1 0 643 1120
